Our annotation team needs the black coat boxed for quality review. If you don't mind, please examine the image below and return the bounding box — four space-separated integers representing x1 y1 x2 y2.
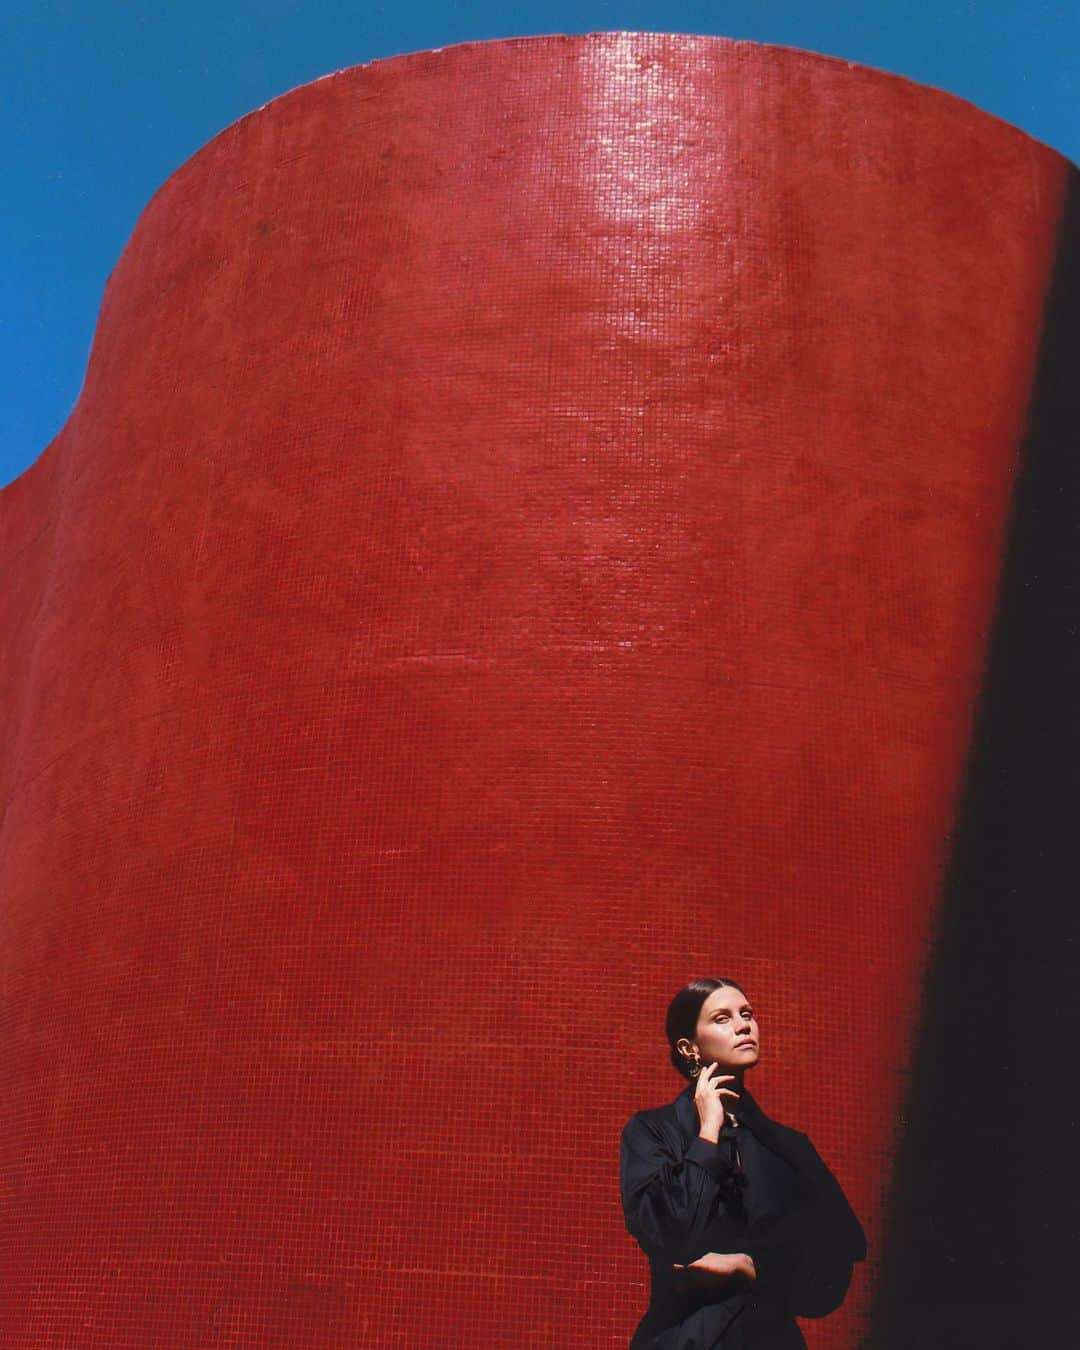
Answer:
620 1081 866 1348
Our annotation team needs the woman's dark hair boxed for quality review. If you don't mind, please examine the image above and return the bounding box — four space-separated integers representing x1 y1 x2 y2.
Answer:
665 977 748 1079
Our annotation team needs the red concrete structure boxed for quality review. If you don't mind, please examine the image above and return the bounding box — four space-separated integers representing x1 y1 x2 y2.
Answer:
1 32 1076 1348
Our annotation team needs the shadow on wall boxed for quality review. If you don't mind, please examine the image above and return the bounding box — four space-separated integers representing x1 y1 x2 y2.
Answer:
869 172 1080 1349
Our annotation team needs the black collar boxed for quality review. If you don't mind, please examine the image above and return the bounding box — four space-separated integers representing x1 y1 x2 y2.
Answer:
672 1078 800 1159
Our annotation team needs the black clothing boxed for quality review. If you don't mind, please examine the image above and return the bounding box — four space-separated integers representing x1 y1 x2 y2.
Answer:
620 1082 866 1348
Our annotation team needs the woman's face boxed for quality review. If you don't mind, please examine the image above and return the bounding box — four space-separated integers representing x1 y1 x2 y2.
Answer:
679 985 759 1075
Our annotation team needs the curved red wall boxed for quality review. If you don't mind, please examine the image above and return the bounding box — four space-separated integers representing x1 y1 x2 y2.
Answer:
0 32 1072 1347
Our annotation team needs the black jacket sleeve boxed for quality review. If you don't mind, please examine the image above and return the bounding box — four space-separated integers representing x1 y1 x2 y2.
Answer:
741 1130 867 1318
620 1112 743 1266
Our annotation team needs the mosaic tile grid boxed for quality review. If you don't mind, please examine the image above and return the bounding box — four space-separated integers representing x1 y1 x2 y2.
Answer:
0 32 1071 1348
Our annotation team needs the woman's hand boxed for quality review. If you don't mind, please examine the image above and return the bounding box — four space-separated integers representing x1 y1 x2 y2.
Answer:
694 1062 740 1142
672 1252 757 1286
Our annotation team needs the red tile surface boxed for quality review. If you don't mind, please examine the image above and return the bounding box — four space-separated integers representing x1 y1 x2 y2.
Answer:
0 32 1070 1348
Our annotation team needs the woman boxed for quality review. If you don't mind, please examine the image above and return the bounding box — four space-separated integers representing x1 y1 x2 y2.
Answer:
620 978 866 1348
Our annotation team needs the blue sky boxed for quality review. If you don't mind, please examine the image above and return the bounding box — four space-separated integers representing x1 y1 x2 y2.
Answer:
2 0 1077 488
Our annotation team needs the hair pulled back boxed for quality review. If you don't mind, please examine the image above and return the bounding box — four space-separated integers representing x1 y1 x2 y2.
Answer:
665 977 748 1080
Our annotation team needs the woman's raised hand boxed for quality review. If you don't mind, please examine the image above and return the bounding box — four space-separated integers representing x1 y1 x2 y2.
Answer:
694 1062 739 1142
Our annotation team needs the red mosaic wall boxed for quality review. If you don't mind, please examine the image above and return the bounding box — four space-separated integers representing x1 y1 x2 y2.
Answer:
0 32 1071 1347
